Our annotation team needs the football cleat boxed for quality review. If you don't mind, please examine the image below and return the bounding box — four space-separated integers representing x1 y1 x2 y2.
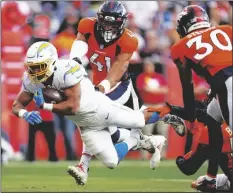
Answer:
140 134 166 169
161 114 186 137
149 135 166 170
67 164 88 185
191 178 216 192
131 130 146 151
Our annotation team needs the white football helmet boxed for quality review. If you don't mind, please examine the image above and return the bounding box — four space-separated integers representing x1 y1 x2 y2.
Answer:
24 41 58 83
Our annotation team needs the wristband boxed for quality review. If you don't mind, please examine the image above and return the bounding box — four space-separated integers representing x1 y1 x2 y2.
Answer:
18 109 28 118
99 79 111 93
43 103 53 111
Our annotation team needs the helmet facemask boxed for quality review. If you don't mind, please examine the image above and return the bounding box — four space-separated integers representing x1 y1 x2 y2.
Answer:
97 13 127 42
25 41 58 84
25 59 55 83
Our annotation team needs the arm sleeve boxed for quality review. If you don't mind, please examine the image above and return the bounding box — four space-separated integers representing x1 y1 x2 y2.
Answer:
174 57 196 122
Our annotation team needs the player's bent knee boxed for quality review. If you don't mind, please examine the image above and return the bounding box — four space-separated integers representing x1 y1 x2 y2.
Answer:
176 156 197 176
96 150 119 169
104 161 118 169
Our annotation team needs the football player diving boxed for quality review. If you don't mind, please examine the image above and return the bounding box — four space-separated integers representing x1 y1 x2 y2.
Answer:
12 41 166 185
68 1 162 185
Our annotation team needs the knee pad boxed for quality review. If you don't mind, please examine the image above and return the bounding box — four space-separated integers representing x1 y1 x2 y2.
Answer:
176 156 197 176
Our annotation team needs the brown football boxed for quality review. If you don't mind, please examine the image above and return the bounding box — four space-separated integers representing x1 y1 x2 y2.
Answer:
42 88 65 104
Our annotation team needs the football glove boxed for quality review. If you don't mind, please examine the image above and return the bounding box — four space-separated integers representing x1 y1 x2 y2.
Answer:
23 111 42 125
162 114 186 137
146 103 171 118
34 88 44 108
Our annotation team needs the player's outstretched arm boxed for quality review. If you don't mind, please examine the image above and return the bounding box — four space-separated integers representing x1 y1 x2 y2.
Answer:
175 58 196 122
12 90 42 125
96 53 132 93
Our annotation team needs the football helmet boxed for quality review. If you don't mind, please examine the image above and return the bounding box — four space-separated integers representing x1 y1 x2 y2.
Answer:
176 5 210 38
24 41 58 83
97 1 128 42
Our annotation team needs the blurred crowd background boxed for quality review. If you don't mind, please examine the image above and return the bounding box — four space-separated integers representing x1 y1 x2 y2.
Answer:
1 1 232 164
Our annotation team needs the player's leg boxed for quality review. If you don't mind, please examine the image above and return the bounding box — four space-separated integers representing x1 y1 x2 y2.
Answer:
96 95 159 129
68 128 139 185
177 144 208 176
197 108 223 191
219 152 233 191
109 127 131 143
98 94 166 163
75 126 130 177
217 77 232 130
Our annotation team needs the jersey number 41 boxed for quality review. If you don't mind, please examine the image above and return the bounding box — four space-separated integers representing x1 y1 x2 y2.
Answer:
90 53 111 72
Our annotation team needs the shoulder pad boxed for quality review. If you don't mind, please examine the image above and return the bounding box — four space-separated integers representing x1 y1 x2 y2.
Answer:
78 17 96 35
118 29 138 53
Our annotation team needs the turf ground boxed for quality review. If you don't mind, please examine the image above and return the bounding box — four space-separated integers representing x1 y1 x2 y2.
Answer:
2 160 208 192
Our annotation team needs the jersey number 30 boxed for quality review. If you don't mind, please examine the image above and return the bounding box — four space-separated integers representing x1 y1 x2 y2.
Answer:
186 29 232 60
90 53 111 72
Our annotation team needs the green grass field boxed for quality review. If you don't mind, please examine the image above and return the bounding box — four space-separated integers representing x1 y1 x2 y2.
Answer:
2 160 208 192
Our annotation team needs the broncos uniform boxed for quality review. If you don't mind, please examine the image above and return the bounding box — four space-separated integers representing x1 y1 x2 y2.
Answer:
171 6 232 139
77 15 142 111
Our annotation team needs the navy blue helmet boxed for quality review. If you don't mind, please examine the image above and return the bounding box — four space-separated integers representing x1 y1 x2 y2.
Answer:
97 1 128 42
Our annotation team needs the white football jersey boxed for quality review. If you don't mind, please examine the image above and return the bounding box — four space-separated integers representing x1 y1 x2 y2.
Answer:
22 59 99 122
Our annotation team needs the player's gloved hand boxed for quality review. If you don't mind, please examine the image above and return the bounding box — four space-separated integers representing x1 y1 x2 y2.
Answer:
23 111 42 125
34 88 44 108
145 102 171 118
161 114 186 137
72 57 82 64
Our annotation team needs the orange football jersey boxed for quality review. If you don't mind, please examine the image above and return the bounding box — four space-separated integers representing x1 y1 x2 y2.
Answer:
171 25 232 77
78 17 138 85
189 121 232 153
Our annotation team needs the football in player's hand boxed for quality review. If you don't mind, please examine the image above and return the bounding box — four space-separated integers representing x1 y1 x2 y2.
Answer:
42 88 65 104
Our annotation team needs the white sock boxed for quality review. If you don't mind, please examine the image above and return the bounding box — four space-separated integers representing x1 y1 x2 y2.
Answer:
206 175 216 181
123 136 138 150
130 128 141 139
78 143 92 172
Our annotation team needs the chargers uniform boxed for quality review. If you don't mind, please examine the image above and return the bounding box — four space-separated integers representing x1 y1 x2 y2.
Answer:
22 59 145 161
171 25 232 130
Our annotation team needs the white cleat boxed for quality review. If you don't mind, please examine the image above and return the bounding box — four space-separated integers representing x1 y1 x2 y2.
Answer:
140 134 166 170
149 135 166 170
67 164 88 185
